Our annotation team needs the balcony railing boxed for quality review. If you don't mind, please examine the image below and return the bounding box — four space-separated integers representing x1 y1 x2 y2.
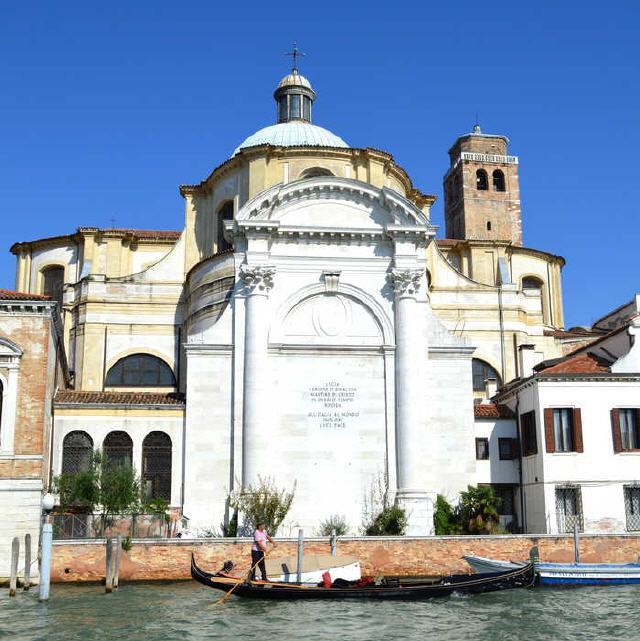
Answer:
52 513 187 540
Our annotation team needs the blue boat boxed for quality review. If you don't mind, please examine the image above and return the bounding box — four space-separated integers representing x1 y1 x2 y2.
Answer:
463 555 640 586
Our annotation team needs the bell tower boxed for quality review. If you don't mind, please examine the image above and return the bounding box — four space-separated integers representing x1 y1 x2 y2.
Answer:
443 125 522 246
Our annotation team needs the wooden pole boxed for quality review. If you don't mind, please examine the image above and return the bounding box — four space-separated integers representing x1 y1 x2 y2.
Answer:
296 528 304 584
23 533 31 591
573 524 580 564
9 537 19 596
113 535 122 589
214 548 274 606
105 538 113 593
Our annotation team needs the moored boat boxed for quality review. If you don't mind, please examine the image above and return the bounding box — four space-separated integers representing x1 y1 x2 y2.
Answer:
463 554 640 586
191 554 535 600
265 554 361 583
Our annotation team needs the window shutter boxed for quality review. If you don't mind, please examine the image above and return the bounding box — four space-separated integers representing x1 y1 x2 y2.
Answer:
573 408 583 453
611 408 622 453
544 408 555 453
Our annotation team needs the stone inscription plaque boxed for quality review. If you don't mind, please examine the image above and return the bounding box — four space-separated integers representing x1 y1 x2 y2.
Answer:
308 381 360 429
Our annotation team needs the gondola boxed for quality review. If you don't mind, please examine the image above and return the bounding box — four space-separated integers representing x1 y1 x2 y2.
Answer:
191 554 535 600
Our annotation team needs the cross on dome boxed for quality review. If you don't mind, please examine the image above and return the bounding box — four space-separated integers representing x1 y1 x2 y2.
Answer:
284 42 305 73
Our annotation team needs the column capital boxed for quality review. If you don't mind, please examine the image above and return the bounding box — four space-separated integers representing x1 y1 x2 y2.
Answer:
240 264 276 295
387 269 423 297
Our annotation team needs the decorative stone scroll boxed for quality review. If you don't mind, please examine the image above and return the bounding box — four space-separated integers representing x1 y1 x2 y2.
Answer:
240 265 276 294
387 269 423 296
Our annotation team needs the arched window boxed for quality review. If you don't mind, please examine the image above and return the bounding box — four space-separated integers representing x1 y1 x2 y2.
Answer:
42 266 64 309
142 432 172 501
300 167 334 179
493 169 506 192
476 169 488 191
62 431 94 474
522 276 543 291
472 358 502 392
486 221 492 231
105 354 175 387
103 431 133 468
217 201 234 252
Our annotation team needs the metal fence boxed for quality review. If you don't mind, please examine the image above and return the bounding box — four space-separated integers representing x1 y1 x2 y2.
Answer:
625 486 640 532
52 513 183 540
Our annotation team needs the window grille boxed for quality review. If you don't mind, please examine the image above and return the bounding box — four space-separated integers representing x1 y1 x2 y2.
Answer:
624 486 640 531
555 486 583 533
105 354 175 387
103 431 133 468
61 431 94 473
472 359 502 392
142 431 172 501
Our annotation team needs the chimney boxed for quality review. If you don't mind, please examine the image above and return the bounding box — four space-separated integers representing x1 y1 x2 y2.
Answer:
518 344 538 378
483 377 498 403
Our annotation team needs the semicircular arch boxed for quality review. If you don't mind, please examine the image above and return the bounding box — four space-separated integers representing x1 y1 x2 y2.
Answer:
270 281 394 346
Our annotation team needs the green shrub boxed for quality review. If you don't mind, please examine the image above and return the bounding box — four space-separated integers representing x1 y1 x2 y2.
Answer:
365 505 407 536
433 494 462 535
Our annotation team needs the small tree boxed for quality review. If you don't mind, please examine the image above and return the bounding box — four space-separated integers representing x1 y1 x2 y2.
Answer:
458 485 501 534
228 476 296 536
53 451 142 533
316 514 349 536
433 494 462 535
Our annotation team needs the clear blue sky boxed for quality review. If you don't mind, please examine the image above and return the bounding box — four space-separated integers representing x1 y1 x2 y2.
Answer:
1 1 638 328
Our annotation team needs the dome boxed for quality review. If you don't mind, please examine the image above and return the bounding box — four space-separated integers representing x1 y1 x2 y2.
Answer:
233 122 348 156
277 71 313 91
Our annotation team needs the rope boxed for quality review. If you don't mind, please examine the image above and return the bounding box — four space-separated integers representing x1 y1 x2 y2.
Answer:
213 546 275 606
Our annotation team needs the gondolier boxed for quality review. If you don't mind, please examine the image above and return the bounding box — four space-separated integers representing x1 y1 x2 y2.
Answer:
250 522 276 581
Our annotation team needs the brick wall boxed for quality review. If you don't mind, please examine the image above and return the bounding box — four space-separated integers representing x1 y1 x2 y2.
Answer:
51 534 640 583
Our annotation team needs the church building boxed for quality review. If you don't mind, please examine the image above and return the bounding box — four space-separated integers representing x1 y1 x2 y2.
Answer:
8 64 578 536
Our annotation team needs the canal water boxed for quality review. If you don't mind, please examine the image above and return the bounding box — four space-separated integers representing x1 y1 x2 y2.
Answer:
1 581 639 641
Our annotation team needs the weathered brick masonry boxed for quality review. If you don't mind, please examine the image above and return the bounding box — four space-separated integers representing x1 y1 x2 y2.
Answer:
51 535 640 583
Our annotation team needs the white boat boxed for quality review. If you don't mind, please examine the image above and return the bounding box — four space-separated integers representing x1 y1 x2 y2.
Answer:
463 554 640 586
265 554 361 584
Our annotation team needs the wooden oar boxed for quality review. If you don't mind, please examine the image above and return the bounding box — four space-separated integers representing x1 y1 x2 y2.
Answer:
214 547 275 606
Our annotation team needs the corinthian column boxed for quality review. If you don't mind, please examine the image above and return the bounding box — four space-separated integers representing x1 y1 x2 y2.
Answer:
387 268 433 535
240 264 275 487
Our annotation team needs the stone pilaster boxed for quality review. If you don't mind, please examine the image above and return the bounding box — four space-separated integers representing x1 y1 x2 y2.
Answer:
240 265 276 487
387 268 434 535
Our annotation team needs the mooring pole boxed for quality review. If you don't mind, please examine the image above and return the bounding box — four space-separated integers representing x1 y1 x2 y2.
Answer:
573 523 580 564
113 534 122 589
24 533 31 591
38 493 55 601
9 537 19 596
105 538 113 593
296 528 304 583
330 529 337 557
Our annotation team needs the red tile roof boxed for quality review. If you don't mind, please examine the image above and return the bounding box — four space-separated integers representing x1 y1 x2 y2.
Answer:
435 239 460 247
538 352 611 375
474 403 514 419
55 390 185 406
0 289 51 301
